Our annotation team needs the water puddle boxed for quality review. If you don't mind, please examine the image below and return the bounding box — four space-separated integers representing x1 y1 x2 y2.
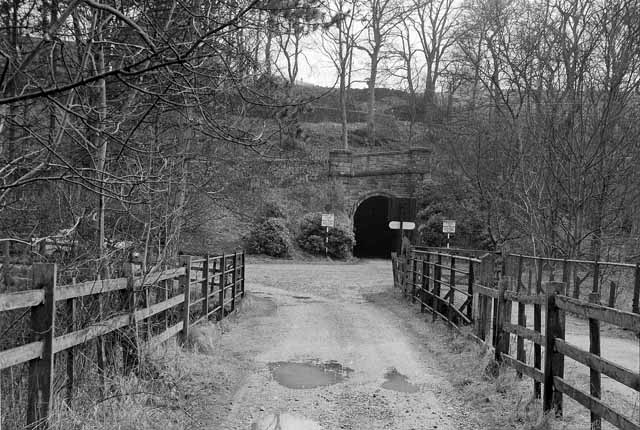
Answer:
268 360 353 389
381 368 420 393
251 413 322 430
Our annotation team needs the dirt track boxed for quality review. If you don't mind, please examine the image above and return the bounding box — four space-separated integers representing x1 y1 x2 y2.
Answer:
192 259 639 430
208 260 476 429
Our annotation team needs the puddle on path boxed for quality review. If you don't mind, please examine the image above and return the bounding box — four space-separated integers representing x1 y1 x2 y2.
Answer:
381 368 420 393
251 413 322 430
268 360 353 389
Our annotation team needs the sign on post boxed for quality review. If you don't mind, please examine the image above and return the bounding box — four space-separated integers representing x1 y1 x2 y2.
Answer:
388 221 415 230
321 214 334 257
321 214 335 228
442 220 455 249
442 220 456 233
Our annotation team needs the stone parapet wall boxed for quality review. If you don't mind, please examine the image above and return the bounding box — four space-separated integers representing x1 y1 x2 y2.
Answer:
327 147 432 218
329 147 430 177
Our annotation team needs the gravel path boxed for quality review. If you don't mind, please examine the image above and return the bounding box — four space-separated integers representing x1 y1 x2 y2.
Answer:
214 260 472 430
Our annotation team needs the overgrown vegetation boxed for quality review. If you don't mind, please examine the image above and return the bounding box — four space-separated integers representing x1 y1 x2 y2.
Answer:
244 217 293 258
296 212 354 259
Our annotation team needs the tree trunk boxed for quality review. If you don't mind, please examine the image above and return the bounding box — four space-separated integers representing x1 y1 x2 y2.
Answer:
340 71 348 150
367 51 378 145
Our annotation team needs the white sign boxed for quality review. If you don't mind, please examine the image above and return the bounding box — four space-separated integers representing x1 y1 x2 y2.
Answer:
321 214 335 228
442 220 456 233
389 221 416 230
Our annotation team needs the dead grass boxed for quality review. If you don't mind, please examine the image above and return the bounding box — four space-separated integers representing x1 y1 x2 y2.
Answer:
430 324 639 430
48 341 208 430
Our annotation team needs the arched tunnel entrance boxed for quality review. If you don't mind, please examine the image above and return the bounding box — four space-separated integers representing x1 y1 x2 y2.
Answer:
353 196 394 258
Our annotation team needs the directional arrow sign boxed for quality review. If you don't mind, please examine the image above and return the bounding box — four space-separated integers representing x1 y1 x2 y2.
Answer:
389 221 415 230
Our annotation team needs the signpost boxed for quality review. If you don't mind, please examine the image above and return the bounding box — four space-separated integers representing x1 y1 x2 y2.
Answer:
321 214 335 257
442 220 456 249
388 198 418 254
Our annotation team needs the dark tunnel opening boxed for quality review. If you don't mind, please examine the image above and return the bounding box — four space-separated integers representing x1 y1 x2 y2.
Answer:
353 196 394 258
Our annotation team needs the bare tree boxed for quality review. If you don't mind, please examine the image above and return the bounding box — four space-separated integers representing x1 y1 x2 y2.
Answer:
356 0 402 144
411 0 459 123
321 0 364 149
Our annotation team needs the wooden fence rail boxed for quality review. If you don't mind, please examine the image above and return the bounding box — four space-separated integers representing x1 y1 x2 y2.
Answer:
392 248 640 430
0 251 245 429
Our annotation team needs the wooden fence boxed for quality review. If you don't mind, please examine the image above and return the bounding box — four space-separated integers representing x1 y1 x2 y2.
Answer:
392 248 640 430
0 251 245 429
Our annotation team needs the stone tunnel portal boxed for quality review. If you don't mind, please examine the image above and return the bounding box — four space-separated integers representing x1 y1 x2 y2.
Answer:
353 196 394 258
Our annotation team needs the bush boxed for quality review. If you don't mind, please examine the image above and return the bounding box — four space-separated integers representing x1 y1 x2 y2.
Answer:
244 217 293 257
296 213 354 259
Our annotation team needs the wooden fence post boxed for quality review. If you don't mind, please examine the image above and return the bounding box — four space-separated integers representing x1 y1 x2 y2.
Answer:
607 281 616 308
241 251 246 298
411 256 417 304
203 255 210 319
633 264 640 315
231 253 237 312
476 254 495 341
27 264 56 429
448 257 456 324
66 278 77 405
433 254 442 322
494 278 509 363
421 257 428 313
588 291 602 430
533 258 543 399
122 262 139 373
219 254 226 320
467 260 474 322
516 255 525 378
543 281 565 416
180 255 192 344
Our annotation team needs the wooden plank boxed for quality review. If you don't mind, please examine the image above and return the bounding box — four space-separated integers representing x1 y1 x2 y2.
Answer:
544 282 566 416
555 296 640 332
55 268 186 301
56 277 128 301
134 295 184 322
27 264 56 429
0 342 43 370
476 285 499 298
0 290 44 312
503 290 544 305
54 314 130 353
555 339 640 391
503 322 545 346
146 321 184 349
553 377 640 430
501 353 544 383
